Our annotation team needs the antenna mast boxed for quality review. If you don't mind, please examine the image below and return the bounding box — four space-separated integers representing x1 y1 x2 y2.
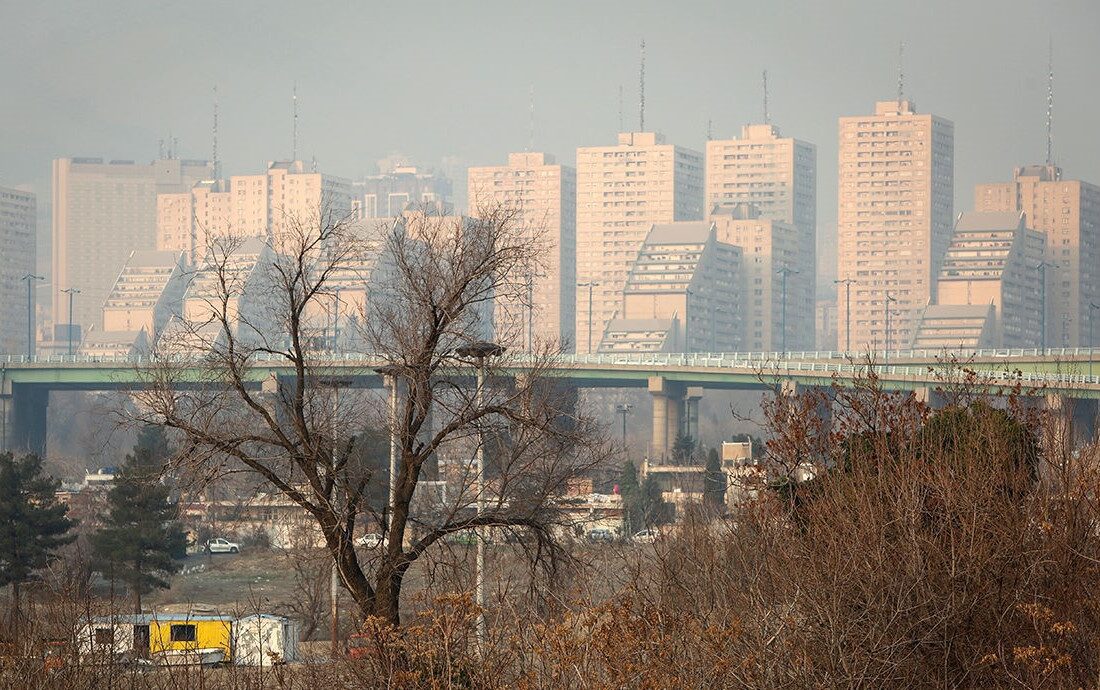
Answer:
618 84 623 132
639 39 646 132
212 85 219 178
897 41 905 107
528 84 535 152
762 69 770 124
1046 37 1054 166
292 84 298 162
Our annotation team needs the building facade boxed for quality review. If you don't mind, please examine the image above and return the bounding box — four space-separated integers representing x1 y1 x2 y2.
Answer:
0 186 36 355
52 157 213 333
974 165 1100 347
352 164 453 219
468 152 577 350
575 132 704 352
836 100 954 352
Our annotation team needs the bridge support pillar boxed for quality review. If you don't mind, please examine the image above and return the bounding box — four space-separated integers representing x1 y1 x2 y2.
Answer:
648 376 684 460
684 386 704 443
1043 395 1098 452
10 384 48 458
913 386 946 409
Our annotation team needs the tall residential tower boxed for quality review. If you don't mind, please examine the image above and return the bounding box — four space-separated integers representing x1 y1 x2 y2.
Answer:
836 100 954 352
0 186 36 355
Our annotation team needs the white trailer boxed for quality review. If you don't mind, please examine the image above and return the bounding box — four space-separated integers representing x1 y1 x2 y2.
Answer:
232 614 299 665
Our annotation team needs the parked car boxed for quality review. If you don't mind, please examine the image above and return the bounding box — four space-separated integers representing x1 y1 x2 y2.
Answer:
355 533 386 548
632 529 658 544
586 528 615 544
203 538 240 554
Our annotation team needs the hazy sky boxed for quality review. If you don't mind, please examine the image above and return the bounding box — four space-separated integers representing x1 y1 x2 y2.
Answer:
3 0 1099 264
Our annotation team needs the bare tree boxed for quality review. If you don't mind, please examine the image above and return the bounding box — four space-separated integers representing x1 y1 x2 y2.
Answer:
136 203 611 626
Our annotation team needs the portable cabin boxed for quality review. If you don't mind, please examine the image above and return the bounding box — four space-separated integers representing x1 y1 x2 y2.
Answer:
77 613 234 662
232 614 300 665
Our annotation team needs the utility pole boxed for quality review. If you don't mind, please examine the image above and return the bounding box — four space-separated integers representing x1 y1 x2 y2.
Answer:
22 275 43 359
834 278 855 353
61 287 80 356
884 292 897 366
577 282 598 353
776 267 798 356
456 341 505 649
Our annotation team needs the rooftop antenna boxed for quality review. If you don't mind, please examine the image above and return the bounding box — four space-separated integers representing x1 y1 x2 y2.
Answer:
527 84 535 152
706 118 713 141
897 41 905 107
158 138 165 160
762 69 770 124
292 84 298 162
212 84 220 178
639 38 646 132
618 84 624 132
1046 36 1054 166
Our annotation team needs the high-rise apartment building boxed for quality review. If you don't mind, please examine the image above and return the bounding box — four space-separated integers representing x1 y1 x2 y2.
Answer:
353 164 453 219
710 203 813 351
575 132 703 353
836 100 954 352
0 186 36 355
974 165 1100 347
52 157 213 332
468 152 576 350
156 161 353 265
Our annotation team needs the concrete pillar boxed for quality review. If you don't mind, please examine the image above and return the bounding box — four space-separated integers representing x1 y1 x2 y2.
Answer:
1 373 11 453
11 384 48 457
1043 393 1071 459
648 376 685 460
685 386 704 442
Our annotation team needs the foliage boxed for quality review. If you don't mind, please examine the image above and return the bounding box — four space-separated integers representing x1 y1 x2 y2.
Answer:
703 447 725 511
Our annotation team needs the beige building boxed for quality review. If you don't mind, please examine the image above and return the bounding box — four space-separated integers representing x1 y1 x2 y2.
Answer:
836 100 954 352
974 165 1100 347
156 161 353 266
0 186 36 355
353 164 453 219
711 203 813 352
601 221 741 353
100 250 186 340
706 124 816 321
918 211 1044 348
575 132 704 352
52 157 213 333
468 152 576 350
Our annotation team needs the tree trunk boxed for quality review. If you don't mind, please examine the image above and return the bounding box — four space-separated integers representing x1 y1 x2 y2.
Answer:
135 584 142 615
10 581 20 642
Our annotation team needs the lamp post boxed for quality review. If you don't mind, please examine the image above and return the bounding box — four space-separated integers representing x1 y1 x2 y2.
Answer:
615 403 634 449
884 292 897 366
577 282 598 353
21 274 43 359
61 287 81 356
1090 302 1100 378
776 267 799 357
834 278 855 353
455 341 505 648
1036 262 1056 351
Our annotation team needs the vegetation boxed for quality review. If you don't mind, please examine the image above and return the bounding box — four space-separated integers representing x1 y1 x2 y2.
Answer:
90 427 187 613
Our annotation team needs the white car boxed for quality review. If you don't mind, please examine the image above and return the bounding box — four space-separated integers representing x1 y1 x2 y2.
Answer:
632 529 658 544
203 538 240 554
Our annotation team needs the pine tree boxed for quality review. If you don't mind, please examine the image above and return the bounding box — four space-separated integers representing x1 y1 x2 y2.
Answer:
0 453 75 627
91 434 187 614
704 447 726 511
618 461 642 535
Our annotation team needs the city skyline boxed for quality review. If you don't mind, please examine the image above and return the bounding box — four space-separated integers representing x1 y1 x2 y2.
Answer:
3 1 1098 241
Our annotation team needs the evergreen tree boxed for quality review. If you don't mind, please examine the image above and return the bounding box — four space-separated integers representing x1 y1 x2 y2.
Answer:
672 433 695 462
91 437 187 614
618 461 642 534
704 447 726 512
0 453 75 625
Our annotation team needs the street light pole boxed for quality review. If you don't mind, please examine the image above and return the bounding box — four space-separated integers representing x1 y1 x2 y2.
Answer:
455 341 504 649
776 267 799 356
834 278 855 353
884 292 896 366
22 275 43 359
577 282 598 353
615 403 634 449
61 287 81 356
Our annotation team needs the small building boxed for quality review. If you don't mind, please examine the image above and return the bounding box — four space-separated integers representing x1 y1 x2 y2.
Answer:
233 614 299 666
77 613 234 663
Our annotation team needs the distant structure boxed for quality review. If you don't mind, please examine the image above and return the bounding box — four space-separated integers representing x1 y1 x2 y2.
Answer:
600 221 741 354
351 162 453 220
836 100 955 352
468 152 577 350
86 249 188 356
911 211 1044 349
974 165 1100 347
0 186 36 355
156 160 353 265
709 203 812 351
52 157 213 333
575 132 704 353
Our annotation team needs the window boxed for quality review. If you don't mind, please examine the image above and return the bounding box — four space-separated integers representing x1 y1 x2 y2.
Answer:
170 624 197 642
95 628 114 644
